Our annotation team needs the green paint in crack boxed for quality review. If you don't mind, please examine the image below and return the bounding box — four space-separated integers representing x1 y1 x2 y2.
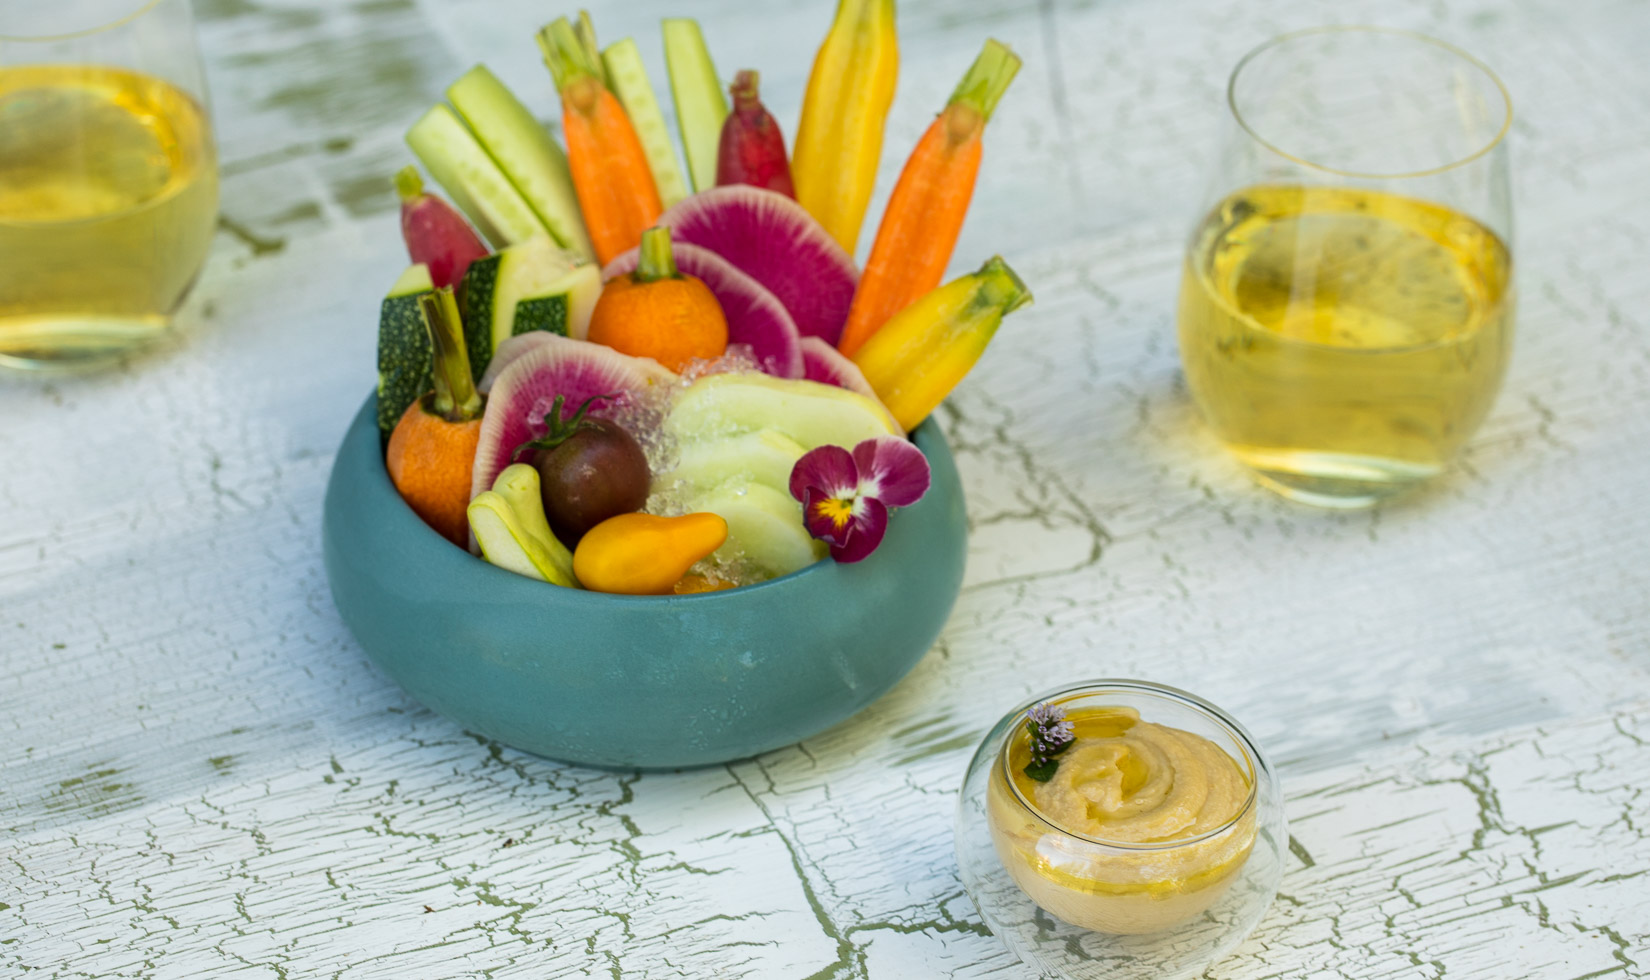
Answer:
238 32 440 128
219 215 286 257
889 730 983 768
370 812 440 843
195 0 259 20
727 764 860 980
269 200 324 227
43 762 142 818
333 172 395 218
449 874 546 948
208 754 236 774
1288 835 1316 868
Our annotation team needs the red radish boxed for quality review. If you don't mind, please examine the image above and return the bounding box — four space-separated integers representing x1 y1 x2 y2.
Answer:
470 333 677 506
394 166 489 289
659 185 858 346
798 336 888 418
603 241 804 379
716 71 795 199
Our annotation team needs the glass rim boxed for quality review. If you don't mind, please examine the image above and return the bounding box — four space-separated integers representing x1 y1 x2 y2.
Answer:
1226 25 1513 180
996 678 1265 852
0 0 163 43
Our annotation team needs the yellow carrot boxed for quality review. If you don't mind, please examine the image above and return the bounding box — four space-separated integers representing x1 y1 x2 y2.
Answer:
850 256 1031 431
838 39 1020 357
791 0 898 255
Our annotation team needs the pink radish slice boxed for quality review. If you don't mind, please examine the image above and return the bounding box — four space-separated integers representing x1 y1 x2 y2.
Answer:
478 331 559 393
658 186 857 346
603 242 804 379
797 337 902 433
470 334 677 505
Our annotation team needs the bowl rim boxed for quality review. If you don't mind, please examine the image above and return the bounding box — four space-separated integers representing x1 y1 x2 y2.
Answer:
349 391 953 605
994 679 1267 852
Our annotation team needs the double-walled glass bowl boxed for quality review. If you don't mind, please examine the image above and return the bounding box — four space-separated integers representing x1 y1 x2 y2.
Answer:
955 680 1285 979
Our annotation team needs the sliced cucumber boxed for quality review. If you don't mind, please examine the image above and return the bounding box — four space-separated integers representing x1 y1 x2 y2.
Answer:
602 39 689 208
406 104 545 249
460 236 597 372
376 264 437 434
447 65 596 263
662 18 729 192
686 480 825 578
665 373 900 450
662 430 807 496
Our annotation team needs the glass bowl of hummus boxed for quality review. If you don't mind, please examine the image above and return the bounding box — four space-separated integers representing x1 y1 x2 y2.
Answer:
954 680 1285 980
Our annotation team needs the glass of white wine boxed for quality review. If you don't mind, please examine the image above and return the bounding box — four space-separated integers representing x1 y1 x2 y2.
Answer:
1178 27 1513 507
0 0 218 371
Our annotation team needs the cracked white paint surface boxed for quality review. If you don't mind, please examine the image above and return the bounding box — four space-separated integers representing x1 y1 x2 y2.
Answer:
3 0 1648 977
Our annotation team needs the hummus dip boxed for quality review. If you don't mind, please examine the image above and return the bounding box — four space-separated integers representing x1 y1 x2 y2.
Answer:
986 705 1256 935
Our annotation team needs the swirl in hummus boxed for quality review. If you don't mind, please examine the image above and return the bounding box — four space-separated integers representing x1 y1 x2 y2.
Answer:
987 705 1256 935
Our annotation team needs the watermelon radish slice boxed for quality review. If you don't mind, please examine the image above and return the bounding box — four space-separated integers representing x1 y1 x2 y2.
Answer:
798 336 894 427
477 331 559 393
470 334 677 505
603 241 804 379
658 186 857 346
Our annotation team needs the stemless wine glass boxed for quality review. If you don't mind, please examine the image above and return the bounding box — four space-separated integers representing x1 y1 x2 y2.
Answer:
0 0 218 371
955 680 1286 980
1177 27 1513 507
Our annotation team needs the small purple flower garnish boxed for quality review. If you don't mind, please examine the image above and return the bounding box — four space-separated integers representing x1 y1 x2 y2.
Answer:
788 436 931 563
1023 701 1076 783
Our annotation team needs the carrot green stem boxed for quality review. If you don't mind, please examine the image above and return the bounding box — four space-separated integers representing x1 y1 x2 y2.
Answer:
419 287 482 421
634 227 680 282
970 255 1033 316
537 16 604 94
394 165 424 203
948 39 1021 122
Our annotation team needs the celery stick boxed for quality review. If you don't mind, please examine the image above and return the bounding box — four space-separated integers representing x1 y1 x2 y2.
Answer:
447 65 595 262
602 39 689 207
662 18 729 193
406 104 545 249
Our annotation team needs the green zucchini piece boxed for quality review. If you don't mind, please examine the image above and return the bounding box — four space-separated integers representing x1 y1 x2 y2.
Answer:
514 263 601 343
662 18 729 193
447 65 596 263
376 264 435 435
378 263 498 434
406 104 545 249
460 236 592 368
602 39 689 208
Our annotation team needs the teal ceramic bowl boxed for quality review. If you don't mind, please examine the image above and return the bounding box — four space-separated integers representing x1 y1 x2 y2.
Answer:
322 394 968 769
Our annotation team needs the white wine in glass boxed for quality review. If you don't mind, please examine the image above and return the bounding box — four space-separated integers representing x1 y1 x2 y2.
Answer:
0 0 218 371
1178 28 1514 507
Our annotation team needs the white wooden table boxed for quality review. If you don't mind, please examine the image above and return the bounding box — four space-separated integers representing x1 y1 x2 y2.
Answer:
5 0 1648 976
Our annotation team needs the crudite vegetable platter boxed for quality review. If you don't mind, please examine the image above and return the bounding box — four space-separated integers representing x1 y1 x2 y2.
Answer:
323 6 1024 768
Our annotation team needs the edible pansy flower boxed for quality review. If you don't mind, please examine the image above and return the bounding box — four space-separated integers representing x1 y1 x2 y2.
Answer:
788 436 931 563
1023 701 1076 783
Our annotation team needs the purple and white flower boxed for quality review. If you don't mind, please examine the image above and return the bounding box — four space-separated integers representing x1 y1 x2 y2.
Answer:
788 436 931 563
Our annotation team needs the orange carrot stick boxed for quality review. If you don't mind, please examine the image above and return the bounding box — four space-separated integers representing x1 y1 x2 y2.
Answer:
837 40 1020 357
538 16 662 266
